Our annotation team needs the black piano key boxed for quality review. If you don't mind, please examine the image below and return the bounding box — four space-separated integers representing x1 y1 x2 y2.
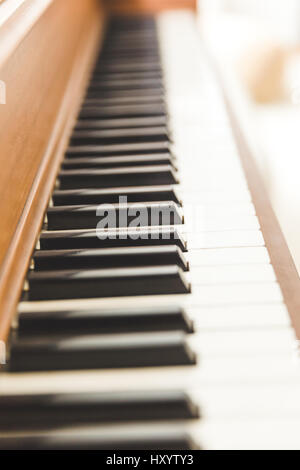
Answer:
109 19 157 30
39 227 187 251
86 87 164 99
91 71 163 82
100 52 161 61
58 165 178 190
0 390 199 429
87 80 163 93
27 265 190 300
47 201 183 230
79 103 166 119
101 42 160 50
66 141 171 157
75 116 167 130
75 116 168 130
102 37 159 47
96 62 162 72
92 75 163 86
82 95 164 106
18 305 194 336
89 76 163 86
61 154 176 170
0 430 197 450
33 246 188 271
52 185 181 205
10 331 196 371
70 127 169 145
96 61 161 73
100 41 160 50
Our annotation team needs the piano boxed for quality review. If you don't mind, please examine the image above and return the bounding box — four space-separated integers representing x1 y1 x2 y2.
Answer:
0 0 300 450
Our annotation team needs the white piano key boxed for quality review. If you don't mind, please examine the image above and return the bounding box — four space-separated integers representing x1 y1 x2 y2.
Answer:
185 230 265 249
190 264 276 284
191 304 291 330
189 283 283 305
183 214 260 232
188 328 296 356
182 203 256 217
192 384 300 420
188 247 270 266
180 189 252 203
179 175 248 192
196 419 300 450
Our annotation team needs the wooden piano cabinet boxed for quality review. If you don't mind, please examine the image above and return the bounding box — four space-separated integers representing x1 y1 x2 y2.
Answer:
0 0 106 345
106 0 197 14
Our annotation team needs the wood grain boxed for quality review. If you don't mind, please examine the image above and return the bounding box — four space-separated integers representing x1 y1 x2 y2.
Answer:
0 0 105 345
106 0 196 14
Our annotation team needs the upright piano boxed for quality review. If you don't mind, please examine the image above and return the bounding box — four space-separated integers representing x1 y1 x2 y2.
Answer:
0 0 300 450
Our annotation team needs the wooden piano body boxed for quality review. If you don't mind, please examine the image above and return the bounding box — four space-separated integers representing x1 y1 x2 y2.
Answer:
0 0 300 450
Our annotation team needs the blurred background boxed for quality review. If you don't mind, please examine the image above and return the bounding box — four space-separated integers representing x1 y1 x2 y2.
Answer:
198 0 300 274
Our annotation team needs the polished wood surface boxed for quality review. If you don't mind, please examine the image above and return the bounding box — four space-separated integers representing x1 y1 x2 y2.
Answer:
107 0 196 14
0 0 105 345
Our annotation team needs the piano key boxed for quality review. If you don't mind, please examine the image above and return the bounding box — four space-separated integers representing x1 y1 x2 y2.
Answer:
9 331 196 371
62 154 176 170
33 246 188 271
18 305 194 336
27 265 191 300
96 61 162 73
99 52 161 61
86 87 164 99
190 264 276 285
186 230 265 249
181 188 252 204
75 116 168 130
189 246 270 266
39 227 187 251
70 127 169 145
184 203 255 218
101 41 160 51
66 141 171 156
90 72 163 83
88 78 164 91
52 185 181 205
101 42 160 50
0 390 199 430
47 201 183 230
82 95 164 106
185 215 259 233
58 165 178 189
102 39 160 49
100 47 159 54
191 304 290 330
79 103 166 119
0 429 197 450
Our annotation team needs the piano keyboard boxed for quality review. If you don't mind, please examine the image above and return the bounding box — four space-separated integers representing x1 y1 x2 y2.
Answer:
1 11 300 450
